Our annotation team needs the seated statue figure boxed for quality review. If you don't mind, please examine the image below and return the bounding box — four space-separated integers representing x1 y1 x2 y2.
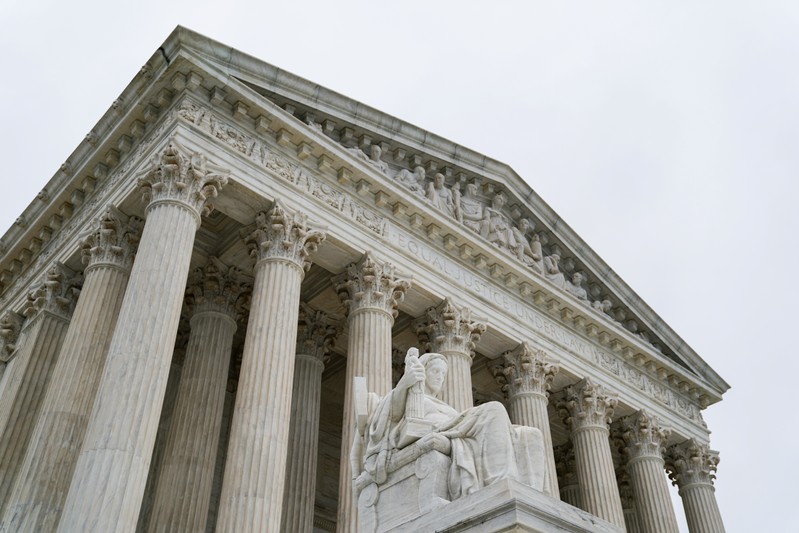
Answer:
352 349 545 531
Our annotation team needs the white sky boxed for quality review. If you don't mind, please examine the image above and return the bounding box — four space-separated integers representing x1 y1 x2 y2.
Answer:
1 1 796 531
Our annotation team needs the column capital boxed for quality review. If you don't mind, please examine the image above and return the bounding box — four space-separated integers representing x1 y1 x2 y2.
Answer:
665 439 720 489
23 263 82 322
414 297 486 356
617 410 671 461
554 442 578 488
186 257 251 321
0 311 24 362
333 251 411 318
556 378 618 431
245 199 327 271
80 206 143 272
296 303 340 363
493 341 559 399
139 140 229 223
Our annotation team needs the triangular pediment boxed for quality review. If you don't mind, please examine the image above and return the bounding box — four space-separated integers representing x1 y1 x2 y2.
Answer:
0 26 729 405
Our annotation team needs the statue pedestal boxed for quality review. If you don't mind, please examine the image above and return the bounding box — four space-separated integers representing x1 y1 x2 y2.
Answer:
392 478 624 533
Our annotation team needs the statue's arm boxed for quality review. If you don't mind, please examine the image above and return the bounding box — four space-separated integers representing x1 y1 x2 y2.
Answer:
391 355 424 422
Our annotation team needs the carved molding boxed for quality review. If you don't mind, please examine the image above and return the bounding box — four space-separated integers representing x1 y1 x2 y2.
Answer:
556 378 618 431
80 206 143 271
492 341 559 399
333 252 411 318
244 199 327 271
295 302 340 363
185 257 252 320
0 311 24 362
138 140 229 220
665 439 719 488
616 410 671 461
22 263 81 322
413 298 486 357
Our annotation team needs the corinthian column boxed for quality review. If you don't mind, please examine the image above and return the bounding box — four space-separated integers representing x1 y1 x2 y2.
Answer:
665 439 725 533
414 298 485 412
281 304 339 533
57 141 228 533
556 378 625 529
332 252 410 533
618 468 643 533
215 201 326 533
148 259 248 533
1 208 141 533
617 410 679 533
0 263 80 515
493 342 559 497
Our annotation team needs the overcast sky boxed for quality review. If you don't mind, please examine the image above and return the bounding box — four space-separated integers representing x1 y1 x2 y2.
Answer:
1 1 796 531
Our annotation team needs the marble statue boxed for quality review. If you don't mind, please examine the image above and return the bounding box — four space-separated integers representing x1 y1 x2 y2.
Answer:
565 272 588 301
592 298 614 317
511 219 543 272
456 182 484 233
482 193 517 249
394 165 426 196
353 349 545 518
426 173 456 218
543 253 565 288
367 145 389 173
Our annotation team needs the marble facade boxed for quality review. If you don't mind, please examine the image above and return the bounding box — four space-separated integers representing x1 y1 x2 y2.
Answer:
0 27 728 533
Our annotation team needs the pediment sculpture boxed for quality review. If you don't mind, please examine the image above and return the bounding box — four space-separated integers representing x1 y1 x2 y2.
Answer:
351 348 545 532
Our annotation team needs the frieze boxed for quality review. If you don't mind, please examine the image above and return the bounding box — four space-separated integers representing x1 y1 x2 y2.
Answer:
177 98 389 237
387 226 703 425
0 105 177 310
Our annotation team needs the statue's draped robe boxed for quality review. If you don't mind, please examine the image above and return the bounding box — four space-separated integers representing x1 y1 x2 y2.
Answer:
363 391 544 500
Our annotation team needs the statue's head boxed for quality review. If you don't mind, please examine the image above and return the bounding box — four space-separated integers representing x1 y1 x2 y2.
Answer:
419 352 447 397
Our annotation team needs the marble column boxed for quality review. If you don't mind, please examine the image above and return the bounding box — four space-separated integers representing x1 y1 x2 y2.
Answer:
57 142 229 533
148 259 248 533
493 341 560 498
617 410 680 533
556 378 625 529
554 442 581 509
618 468 643 533
665 439 725 533
281 304 339 533
414 298 485 412
1 208 141 533
332 252 410 533
215 200 326 533
0 263 80 516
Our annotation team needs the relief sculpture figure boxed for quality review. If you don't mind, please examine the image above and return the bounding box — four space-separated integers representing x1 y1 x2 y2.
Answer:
457 182 485 233
425 173 456 218
511 219 543 273
482 193 517 249
393 165 426 196
352 349 545 531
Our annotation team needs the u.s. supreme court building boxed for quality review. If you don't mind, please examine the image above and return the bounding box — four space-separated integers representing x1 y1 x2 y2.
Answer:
0 27 728 533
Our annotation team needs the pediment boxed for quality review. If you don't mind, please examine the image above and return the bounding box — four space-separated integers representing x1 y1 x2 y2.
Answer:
0 26 729 405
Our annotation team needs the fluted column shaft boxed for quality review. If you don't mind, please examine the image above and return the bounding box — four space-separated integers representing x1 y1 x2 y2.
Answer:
148 310 237 533
58 203 199 533
334 252 409 533
1 208 140 533
495 342 559 497
557 379 625 529
0 264 78 516
216 200 325 533
338 307 393 533
281 306 337 533
555 443 581 509
281 354 325 532
215 260 302 532
627 455 678 533
509 392 558 496
442 350 472 411
666 439 725 533
57 141 227 533
680 484 725 533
